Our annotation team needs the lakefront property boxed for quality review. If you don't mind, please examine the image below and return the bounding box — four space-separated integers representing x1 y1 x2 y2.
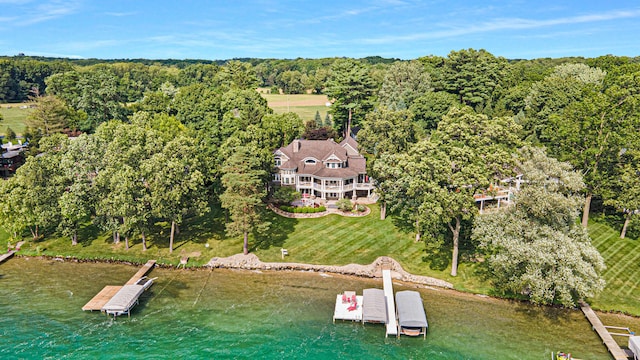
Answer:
273 137 375 200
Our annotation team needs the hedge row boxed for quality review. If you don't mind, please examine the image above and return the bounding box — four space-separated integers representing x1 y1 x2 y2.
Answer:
280 206 327 213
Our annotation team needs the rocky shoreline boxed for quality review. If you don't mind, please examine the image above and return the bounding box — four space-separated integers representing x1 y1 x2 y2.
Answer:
206 253 454 289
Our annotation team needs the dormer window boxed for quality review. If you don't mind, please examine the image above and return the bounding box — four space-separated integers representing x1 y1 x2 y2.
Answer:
327 162 341 169
275 157 281 166
305 159 317 165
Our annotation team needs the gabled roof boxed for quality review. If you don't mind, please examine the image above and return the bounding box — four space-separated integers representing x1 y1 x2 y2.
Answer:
275 138 367 177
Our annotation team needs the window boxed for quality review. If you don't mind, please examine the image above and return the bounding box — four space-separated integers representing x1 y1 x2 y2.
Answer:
305 159 316 165
275 157 281 166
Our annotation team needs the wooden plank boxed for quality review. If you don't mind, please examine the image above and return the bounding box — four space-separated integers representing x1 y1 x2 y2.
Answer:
0 250 15 264
125 260 156 285
82 286 122 311
580 301 630 360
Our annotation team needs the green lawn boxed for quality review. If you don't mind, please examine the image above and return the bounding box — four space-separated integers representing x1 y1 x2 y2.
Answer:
8 203 637 314
589 219 640 314
12 204 487 291
0 104 30 136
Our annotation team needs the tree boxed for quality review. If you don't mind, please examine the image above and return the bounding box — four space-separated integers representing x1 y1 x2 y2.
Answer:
215 60 260 91
324 113 332 127
524 63 605 143
26 95 79 135
58 134 103 245
5 127 16 141
605 149 640 238
437 49 508 109
277 70 306 94
378 60 432 110
220 145 269 255
145 136 208 253
0 178 26 239
324 59 377 137
375 106 521 276
12 134 68 239
409 91 459 132
94 122 163 250
314 111 323 127
358 107 420 157
473 147 605 306
544 70 640 227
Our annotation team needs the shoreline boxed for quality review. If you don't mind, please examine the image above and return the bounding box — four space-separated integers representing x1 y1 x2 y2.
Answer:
207 253 454 289
14 253 638 319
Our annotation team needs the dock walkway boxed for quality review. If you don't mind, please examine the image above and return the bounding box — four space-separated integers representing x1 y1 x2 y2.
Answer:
82 260 156 312
0 241 25 264
0 250 16 264
580 301 630 360
382 269 398 337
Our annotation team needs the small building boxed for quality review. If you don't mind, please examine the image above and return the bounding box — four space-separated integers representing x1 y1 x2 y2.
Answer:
273 137 374 200
1 142 25 178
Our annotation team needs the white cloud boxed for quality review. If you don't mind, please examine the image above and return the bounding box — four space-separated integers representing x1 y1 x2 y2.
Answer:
359 8 640 44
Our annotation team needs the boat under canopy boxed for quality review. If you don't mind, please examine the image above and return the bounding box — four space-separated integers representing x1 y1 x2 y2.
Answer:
362 288 387 324
395 290 428 338
101 282 148 317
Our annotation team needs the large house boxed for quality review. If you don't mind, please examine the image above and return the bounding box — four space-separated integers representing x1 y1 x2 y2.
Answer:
273 137 374 200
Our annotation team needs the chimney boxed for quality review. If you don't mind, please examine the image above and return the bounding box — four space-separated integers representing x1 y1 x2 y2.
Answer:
293 139 300 153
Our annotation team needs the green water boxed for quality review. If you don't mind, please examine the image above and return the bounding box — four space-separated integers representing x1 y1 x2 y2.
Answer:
0 258 626 359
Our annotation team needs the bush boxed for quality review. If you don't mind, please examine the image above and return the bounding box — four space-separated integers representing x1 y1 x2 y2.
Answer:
356 204 366 212
271 186 301 205
336 198 353 212
279 205 327 214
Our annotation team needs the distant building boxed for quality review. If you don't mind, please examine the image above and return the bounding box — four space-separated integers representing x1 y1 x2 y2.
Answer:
1 142 25 178
273 137 374 200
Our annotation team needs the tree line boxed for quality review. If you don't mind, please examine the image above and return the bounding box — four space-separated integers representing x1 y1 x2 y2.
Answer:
2 50 640 306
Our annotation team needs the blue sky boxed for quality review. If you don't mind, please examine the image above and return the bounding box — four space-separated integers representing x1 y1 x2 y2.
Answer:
1 0 639 60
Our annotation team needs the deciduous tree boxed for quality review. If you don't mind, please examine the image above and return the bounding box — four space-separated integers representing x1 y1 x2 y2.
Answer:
473 147 605 306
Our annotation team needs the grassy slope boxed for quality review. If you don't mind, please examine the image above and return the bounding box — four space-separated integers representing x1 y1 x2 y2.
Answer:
589 219 640 314
0 104 30 136
14 204 487 291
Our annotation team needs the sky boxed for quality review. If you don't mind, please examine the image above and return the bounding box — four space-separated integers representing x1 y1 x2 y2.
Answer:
1 0 640 60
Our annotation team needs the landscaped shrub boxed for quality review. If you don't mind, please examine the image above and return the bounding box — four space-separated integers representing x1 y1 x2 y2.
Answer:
279 205 327 214
336 198 353 211
356 204 366 212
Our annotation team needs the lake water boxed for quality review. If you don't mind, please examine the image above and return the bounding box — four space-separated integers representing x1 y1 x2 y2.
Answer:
0 257 631 359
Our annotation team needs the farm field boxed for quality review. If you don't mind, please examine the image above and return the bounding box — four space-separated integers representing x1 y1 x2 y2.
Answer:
0 103 30 137
261 93 331 123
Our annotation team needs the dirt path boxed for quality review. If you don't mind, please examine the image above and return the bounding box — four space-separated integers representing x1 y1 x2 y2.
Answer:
269 99 330 107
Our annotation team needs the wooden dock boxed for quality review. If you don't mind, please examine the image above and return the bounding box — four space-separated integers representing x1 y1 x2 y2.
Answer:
0 241 25 264
580 301 631 359
82 260 156 312
0 250 16 264
82 286 122 311
382 269 398 337
125 260 156 285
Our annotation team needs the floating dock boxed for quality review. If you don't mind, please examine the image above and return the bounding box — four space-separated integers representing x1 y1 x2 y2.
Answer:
580 301 631 360
82 260 156 315
382 269 398 337
333 292 363 322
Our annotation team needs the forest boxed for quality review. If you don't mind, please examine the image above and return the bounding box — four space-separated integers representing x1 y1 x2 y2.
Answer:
1 50 640 307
